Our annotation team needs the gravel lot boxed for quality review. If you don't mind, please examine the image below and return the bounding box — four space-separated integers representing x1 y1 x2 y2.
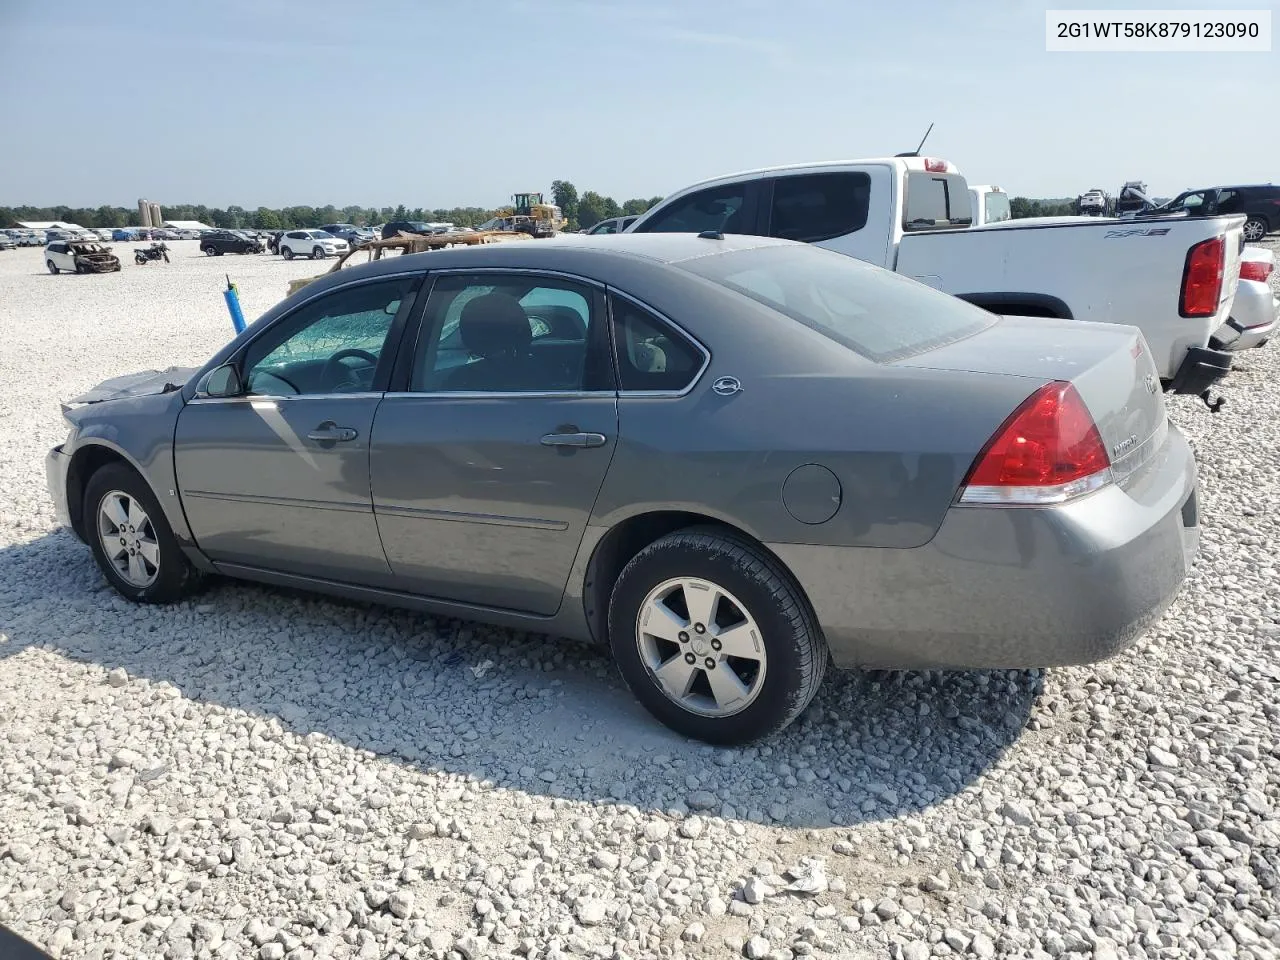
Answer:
1 237 1278 960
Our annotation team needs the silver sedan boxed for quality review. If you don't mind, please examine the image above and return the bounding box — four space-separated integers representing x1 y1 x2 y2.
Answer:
46 234 1199 743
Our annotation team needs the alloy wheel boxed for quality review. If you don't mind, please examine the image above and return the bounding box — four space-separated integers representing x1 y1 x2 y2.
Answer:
97 490 160 588
635 577 767 718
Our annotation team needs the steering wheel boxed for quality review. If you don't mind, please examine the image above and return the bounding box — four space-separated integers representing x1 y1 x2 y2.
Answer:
322 348 379 390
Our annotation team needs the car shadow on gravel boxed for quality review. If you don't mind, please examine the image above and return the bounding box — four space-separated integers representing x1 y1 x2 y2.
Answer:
0 531 1044 828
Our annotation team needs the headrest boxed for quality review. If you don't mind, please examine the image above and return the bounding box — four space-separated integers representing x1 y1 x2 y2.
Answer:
458 293 532 358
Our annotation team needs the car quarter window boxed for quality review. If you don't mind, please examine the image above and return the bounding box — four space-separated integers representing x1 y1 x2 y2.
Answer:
241 276 418 397
610 295 705 393
634 184 748 234
409 273 610 393
768 172 871 243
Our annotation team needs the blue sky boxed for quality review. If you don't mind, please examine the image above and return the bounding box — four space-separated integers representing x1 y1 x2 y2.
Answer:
1 0 1274 208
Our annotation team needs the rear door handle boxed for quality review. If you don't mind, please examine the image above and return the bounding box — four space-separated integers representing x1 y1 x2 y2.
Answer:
307 424 359 443
540 431 607 448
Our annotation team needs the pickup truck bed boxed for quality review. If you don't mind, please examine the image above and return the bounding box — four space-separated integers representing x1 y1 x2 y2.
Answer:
896 214 1244 386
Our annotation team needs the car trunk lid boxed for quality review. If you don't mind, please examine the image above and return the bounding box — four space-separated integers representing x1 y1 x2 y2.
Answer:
896 316 1168 486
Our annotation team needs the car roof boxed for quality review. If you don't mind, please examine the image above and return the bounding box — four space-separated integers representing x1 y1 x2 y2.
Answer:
294 233 795 299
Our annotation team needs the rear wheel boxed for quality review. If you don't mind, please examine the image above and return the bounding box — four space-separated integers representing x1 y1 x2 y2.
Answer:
1243 217 1269 242
84 463 199 604
47 260 59 274
282 246 294 261
203 245 216 256
608 528 827 744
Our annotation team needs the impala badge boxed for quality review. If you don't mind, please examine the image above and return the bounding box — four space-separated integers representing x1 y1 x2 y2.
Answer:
712 376 742 396
1112 434 1139 457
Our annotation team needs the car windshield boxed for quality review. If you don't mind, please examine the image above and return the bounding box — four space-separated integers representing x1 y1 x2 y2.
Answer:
308 231 335 239
678 244 995 363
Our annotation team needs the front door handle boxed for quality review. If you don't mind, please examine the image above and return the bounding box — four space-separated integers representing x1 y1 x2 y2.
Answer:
540 431 607 448
307 423 359 443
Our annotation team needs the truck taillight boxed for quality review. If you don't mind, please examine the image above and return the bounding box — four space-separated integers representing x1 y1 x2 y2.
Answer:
1179 235 1225 318
923 158 947 173
1240 260 1273 284
958 382 1112 506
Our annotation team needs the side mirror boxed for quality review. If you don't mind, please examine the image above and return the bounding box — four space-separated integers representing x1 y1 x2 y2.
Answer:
200 363 243 398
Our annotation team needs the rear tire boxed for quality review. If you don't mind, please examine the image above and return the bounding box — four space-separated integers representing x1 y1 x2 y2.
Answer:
47 260 59 274
1242 217 1269 242
83 463 199 604
607 527 827 744
203 245 216 256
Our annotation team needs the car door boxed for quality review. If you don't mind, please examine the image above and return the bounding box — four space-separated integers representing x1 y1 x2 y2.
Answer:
370 270 619 615
173 273 423 582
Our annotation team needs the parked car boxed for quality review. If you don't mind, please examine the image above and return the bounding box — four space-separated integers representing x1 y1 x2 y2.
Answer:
278 230 348 260
967 185 1011 226
45 240 121 273
201 230 265 256
627 155 1245 403
1142 184 1280 242
46 234 1198 743
174 229 201 240
1212 246 1278 352
583 216 639 235
320 223 375 248
111 228 136 242
0 233 14 251
380 220 435 240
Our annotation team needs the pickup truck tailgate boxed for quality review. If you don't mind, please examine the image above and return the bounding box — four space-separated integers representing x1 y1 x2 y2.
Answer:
896 316 1168 485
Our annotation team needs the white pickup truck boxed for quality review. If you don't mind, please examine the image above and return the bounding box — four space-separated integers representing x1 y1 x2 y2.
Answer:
626 156 1244 402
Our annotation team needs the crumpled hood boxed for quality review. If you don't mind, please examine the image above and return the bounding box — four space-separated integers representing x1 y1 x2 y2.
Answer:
63 366 198 411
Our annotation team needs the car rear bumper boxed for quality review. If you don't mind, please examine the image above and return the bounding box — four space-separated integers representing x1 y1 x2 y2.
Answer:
772 423 1199 670
1212 280 1279 352
46 444 73 531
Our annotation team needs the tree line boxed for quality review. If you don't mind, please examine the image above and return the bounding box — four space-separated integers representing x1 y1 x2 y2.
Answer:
1 181 666 233
3 191 1095 233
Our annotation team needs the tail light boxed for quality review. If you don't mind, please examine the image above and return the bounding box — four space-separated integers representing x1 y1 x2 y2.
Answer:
1179 235 1225 317
958 382 1112 506
1240 260 1274 284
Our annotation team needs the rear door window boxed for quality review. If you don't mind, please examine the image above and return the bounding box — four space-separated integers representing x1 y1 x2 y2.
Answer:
610 295 706 393
766 172 871 243
678 244 994 363
984 191 1012 224
633 184 750 234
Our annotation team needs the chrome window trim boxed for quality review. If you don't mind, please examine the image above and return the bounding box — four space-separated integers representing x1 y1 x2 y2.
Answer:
607 288 711 399
383 390 616 401
424 266 607 289
189 392 385 404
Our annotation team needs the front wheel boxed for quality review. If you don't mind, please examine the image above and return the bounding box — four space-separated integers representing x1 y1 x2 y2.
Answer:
47 260 59 274
312 246 325 259
1242 217 1269 242
83 463 200 604
282 246 294 261
608 528 827 744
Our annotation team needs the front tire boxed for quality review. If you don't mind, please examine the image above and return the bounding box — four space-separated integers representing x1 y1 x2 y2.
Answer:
1242 217 1269 242
312 246 325 259
282 246 294 261
607 528 827 744
83 463 199 604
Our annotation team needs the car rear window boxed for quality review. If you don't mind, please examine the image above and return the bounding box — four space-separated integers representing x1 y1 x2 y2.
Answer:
678 244 995 363
903 172 972 230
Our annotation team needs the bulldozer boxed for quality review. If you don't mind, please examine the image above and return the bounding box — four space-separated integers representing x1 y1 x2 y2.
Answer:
497 192 566 238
